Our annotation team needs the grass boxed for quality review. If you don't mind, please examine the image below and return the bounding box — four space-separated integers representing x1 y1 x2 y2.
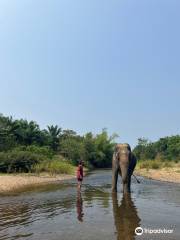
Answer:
137 160 161 170
137 159 178 170
32 155 76 176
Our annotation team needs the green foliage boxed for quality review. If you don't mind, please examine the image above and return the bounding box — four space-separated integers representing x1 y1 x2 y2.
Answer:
0 114 49 150
13 145 54 159
59 128 117 168
133 135 180 162
0 150 45 173
137 159 178 170
33 155 75 175
11 119 43 145
151 161 161 169
46 125 61 151
137 160 149 169
0 114 16 151
89 129 116 168
0 113 118 173
1 112 179 174
137 160 162 170
60 137 84 164
83 132 97 167
1 113 179 173
162 161 173 168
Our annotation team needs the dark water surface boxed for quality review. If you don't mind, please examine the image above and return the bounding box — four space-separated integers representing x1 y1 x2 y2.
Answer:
0 170 180 240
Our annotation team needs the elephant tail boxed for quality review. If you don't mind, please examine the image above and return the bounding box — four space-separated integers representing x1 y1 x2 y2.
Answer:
133 174 140 183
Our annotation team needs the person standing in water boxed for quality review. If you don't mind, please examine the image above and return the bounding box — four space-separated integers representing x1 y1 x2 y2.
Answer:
77 160 84 190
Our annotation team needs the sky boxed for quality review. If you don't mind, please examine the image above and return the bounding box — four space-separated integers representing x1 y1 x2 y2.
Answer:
0 0 179 146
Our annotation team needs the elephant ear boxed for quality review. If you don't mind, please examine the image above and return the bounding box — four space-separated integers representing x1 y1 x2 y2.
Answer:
128 153 137 175
127 144 131 152
130 153 137 166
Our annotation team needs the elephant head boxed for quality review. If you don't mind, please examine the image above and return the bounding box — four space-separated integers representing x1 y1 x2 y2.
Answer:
112 143 136 193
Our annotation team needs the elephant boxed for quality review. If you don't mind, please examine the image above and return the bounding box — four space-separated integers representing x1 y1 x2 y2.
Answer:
112 143 137 193
112 192 141 240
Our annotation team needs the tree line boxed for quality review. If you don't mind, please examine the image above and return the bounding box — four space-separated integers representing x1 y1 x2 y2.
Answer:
133 136 180 162
0 114 117 172
0 113 179 173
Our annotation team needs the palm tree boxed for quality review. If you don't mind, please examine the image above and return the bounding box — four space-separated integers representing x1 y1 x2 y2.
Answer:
10 119 41 145
47 125 61 151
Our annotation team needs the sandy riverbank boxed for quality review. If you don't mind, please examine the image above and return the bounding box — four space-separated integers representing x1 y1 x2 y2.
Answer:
135 167 180 183
0 173 76 193
0 167 180 194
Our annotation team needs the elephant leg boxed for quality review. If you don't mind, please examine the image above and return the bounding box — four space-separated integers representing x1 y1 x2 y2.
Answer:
120 163 130 194
112 164 119 192
123 175 132 194
124 154 136 193
128 176 131 192
123 182 129 194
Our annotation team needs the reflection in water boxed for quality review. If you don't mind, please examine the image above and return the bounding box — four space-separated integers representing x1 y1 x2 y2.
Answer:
83 186 110 208
112 193 141 240
0 170 179 240
76 190 84 222
0 203 31 229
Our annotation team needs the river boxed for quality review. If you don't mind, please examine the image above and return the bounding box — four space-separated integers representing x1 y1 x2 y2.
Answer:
0 170 180 240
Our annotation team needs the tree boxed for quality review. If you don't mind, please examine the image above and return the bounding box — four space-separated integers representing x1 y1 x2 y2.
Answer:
83 132 97 167
83 129 117 168
133 135 180 161
0 114 16 151
46 125 61 151
59 129 84 163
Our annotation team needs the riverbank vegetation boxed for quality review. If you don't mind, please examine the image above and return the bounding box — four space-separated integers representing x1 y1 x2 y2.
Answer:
133 136 180 170
0 114 117 173
0 114 179 174
33 155 76 175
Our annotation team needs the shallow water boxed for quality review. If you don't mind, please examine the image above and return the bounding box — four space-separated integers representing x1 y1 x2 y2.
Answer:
0 170 180 240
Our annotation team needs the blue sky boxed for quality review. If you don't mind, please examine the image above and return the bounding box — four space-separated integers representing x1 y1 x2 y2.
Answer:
0 0 179 146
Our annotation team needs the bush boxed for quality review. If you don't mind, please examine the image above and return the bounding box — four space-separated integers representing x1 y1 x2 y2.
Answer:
13 145 54 159
138 160 162 170
33 155 75 175
138 160 150 169
133 135 180 162
162 161 173 168
151 161 161 169
0 150 45 173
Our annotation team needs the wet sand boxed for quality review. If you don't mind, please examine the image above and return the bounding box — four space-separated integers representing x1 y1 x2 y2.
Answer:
0 174 76 193
135 167 180 183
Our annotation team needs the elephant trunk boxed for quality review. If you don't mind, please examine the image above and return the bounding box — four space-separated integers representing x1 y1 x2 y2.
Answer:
120 163 128 183
120 161 130 194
